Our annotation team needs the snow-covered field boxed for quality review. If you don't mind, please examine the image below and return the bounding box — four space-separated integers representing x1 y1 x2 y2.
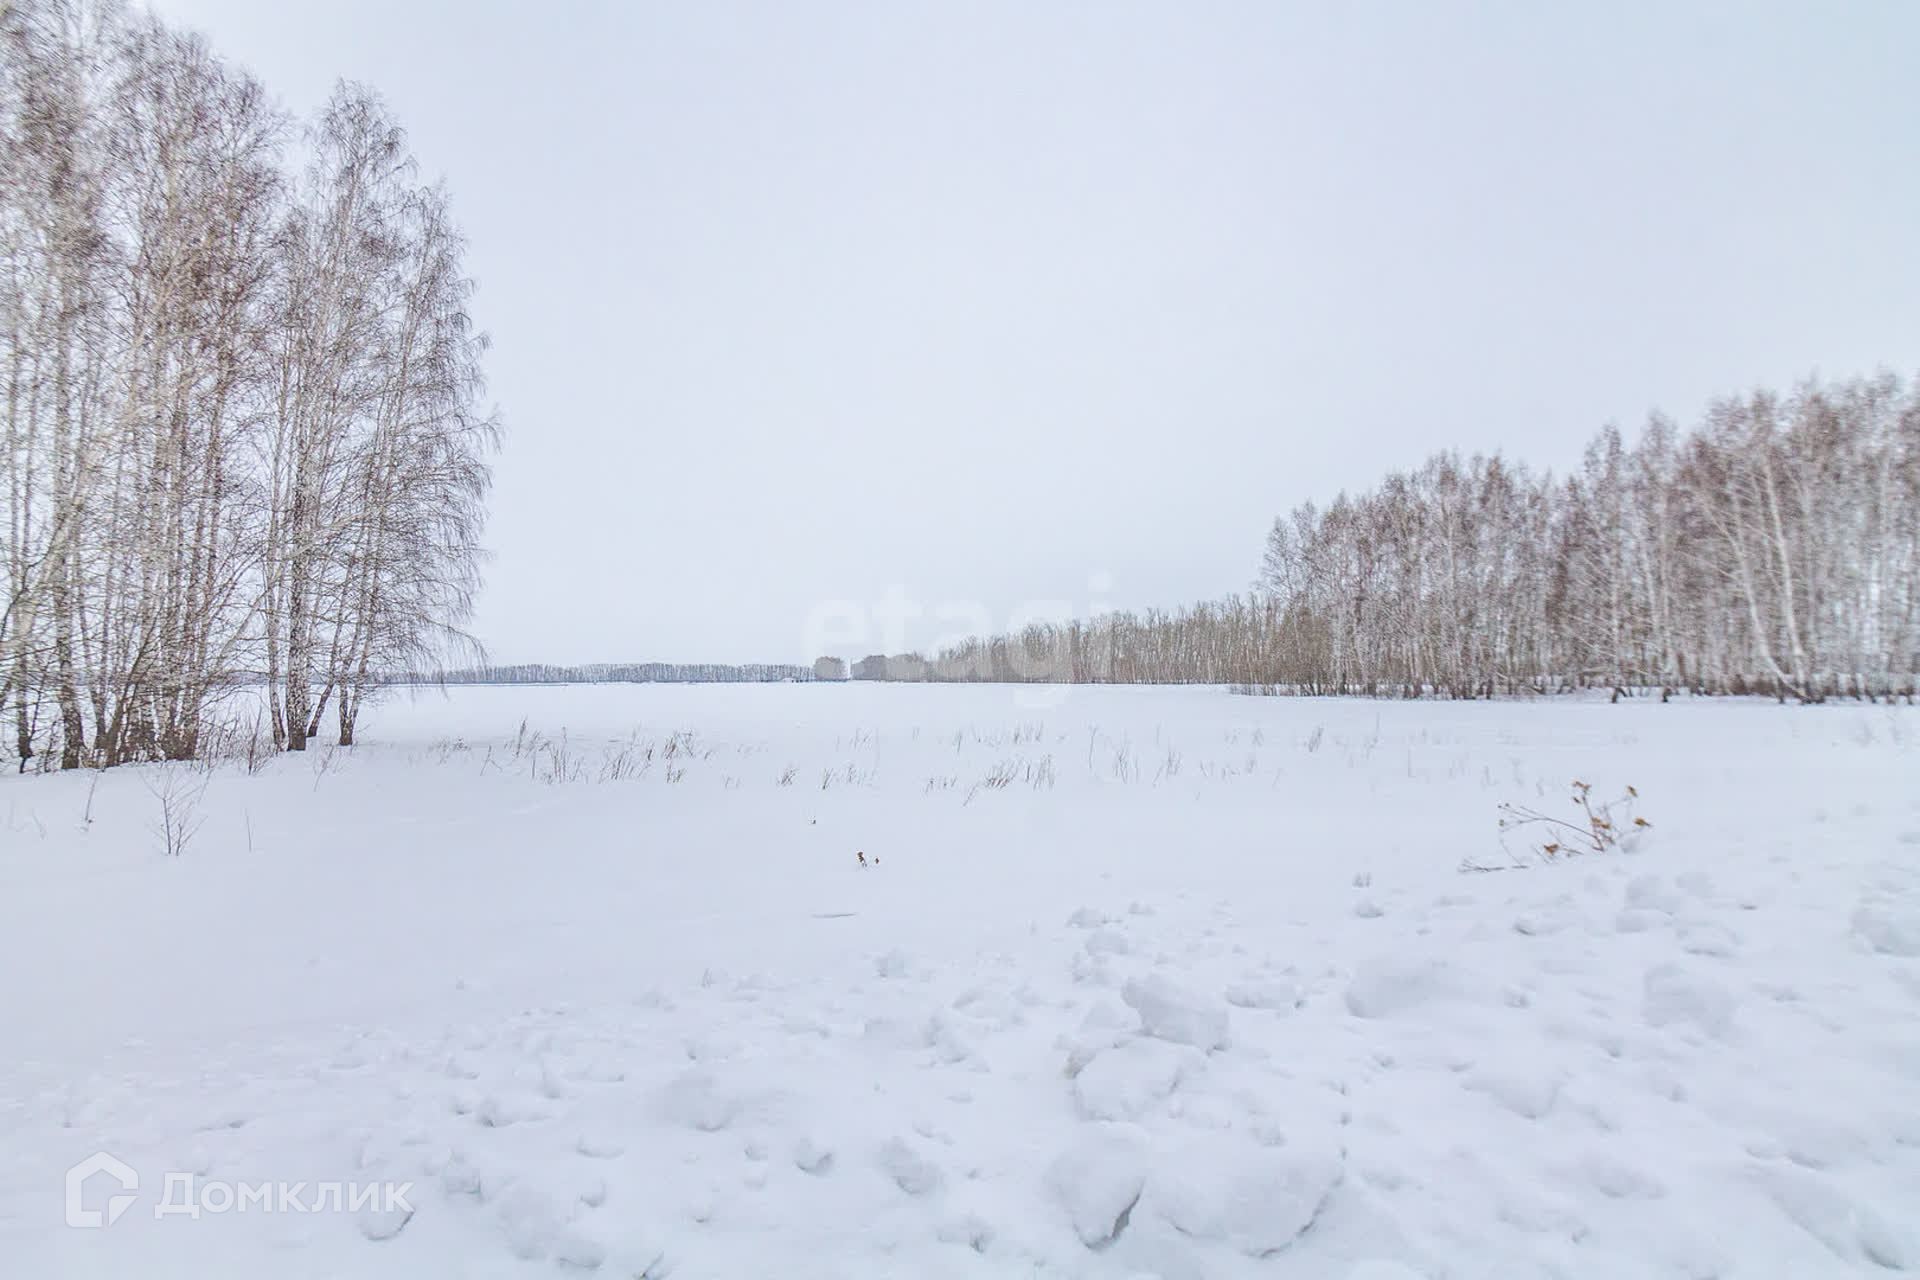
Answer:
3 684 1918 1279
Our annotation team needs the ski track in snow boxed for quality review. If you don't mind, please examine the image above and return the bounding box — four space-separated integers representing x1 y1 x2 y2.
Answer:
2 685 1918 1278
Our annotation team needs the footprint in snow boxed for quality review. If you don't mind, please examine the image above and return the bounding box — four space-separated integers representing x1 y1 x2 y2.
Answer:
1225 976 1303 1012
793 1135 834 1175
658 1069 741 1133
1754 1163 1918 1269
936 1213 995 1253
1853 905 1920 957
357 1200 413 1241
873 949 914 979
1463 1066 1561 1120
475 1094 545 1128
877 1136 945 1197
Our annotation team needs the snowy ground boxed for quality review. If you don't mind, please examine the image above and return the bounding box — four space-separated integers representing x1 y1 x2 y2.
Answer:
2 684 1918 1279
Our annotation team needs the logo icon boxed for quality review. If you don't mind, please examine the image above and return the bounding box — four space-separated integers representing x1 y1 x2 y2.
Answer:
66 1152 138 1228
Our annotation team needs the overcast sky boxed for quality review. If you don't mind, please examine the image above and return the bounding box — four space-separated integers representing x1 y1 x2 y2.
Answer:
152 0 1920 665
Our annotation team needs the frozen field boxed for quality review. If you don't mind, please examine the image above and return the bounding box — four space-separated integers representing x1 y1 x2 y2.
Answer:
2 684 1918 1279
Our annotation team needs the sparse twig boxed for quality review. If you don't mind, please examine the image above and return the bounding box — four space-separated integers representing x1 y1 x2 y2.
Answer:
144 769 211 857
1468 780 1652 871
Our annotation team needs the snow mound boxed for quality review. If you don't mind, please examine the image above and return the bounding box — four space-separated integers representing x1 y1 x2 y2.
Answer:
1122 974 1230 1050
1345 954 1477 1018
1072 1039 1192 1122
1225 976 1302 1011
1641 964 1737 1037
1049 1126 1150 1249
1141 1137 1344 1258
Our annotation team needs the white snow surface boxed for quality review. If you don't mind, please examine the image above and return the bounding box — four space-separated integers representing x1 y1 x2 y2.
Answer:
3 684 1918 1278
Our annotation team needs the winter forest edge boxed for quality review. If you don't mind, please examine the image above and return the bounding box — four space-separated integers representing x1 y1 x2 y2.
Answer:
5 1 1919 778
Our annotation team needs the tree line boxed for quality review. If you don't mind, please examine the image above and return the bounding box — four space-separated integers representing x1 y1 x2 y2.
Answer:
416 663 816 685
920 371 1919 701
2 0 498 769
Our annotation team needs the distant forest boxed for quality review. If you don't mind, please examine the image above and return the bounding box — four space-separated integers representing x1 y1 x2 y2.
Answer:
409 663 815 685
864 371 1920 703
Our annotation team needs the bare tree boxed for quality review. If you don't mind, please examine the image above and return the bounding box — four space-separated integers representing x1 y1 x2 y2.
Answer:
0 3 497 769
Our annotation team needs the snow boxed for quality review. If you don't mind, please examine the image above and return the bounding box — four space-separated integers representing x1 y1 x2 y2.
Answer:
1 683 1917 1278
1122 975 1231 1051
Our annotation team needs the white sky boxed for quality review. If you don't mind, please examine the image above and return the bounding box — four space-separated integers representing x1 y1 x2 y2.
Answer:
152 0 1920 665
